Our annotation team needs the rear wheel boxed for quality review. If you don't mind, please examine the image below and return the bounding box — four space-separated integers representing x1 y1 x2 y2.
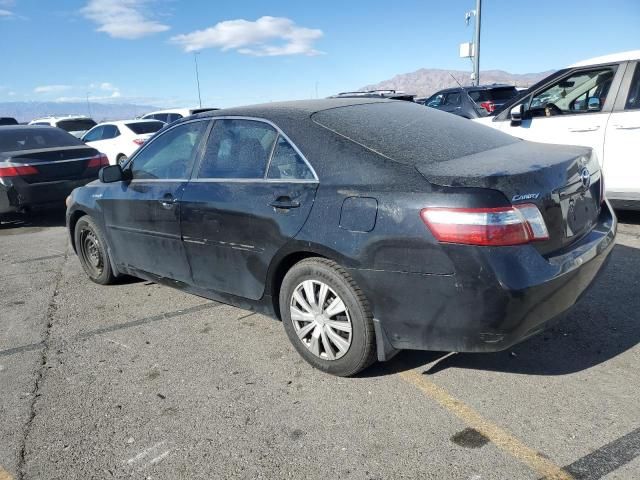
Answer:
74 216 116 285
280 258 376 376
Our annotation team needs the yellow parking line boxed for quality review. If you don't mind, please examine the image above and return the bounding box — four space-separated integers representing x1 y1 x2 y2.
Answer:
0 466 14 480
399 369 573 480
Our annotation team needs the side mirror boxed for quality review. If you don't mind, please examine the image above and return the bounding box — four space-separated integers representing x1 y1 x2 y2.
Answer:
510 104 524 124
99 164 124 183
587 97 601 111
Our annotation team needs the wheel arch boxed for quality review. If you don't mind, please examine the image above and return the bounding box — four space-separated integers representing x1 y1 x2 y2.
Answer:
68 209 88 253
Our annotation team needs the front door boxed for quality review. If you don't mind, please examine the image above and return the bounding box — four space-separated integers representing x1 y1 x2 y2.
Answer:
181 118 318 300
100 119 210 282
495 65 623 164
604 62 640 198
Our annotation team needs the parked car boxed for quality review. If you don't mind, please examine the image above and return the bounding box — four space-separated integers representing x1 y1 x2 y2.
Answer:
0 117 18 126
329 90 416 102
141 108 218 124
475 50 640 210
29 116 97 138
424 84 519 118
81 120 165 165
67 99 615 376
0 126 106 219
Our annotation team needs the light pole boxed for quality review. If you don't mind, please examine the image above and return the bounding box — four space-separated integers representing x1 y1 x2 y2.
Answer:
193 52 202 108
473 0 482 86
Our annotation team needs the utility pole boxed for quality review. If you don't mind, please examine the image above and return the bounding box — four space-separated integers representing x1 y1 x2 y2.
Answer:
193 52 202 108
473 0 482 86
86 92 92 118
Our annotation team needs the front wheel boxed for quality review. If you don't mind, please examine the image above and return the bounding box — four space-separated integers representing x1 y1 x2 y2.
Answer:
74 216 116 285
280 258 376 376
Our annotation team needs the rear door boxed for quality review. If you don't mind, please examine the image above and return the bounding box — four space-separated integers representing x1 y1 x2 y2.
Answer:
494 64 625 164
100 119 210 282
603 61 640 201
181 118 318 300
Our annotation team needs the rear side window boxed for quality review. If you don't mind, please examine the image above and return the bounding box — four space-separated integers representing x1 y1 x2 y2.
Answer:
626 63 640 110
153 114 169 123
0 128 83 152
130 120 208 180
126 121 164 134
198 119 277 179
267 136 315 180
101 125 120 140
312 102 518 166
444 92 461 106
167 113 182 123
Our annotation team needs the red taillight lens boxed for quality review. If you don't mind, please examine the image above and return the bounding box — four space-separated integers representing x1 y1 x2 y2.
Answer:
480 101 496 113
420 204 549 246
87 153 109 168
0 165 39 178
133 138 145 146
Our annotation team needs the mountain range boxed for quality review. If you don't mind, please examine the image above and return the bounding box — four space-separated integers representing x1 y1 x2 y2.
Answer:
361 68 555 98
0 101 161 123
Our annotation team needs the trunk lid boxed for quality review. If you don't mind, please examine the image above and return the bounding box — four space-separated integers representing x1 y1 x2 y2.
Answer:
2 146 100 183
417 141 602 254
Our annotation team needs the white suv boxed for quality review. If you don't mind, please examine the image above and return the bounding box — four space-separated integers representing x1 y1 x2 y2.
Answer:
141 107 217 124
475 50 640 210
28 116 97 138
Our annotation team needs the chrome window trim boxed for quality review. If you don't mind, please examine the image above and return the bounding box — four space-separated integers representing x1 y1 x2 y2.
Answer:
130 178 189 183
195 116 319 183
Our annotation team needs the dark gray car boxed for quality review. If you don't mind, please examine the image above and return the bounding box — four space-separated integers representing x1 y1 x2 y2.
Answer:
423 84 519 118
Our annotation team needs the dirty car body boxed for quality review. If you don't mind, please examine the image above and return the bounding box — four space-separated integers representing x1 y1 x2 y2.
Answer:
66 99 616 371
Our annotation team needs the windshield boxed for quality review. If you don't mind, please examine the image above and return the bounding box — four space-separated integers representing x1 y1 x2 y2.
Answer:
0 127 84 152
126 121 164 135
56 119 97 132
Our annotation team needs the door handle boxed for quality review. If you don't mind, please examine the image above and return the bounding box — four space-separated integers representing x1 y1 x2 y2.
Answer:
568 126 600 132
613 124 640 130
270 196 300 210
159 194 177 209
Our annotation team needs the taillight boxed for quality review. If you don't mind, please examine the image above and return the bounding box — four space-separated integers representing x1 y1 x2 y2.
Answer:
479 101 496 113
420 204 549 246
133 138 145 146
87 153 109 168
0 165 39 178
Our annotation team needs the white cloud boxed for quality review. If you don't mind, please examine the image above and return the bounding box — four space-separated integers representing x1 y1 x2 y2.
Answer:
0 8 13 17
34 84 72 94
170 16 323 56
8 91 16 96
81 0 169 39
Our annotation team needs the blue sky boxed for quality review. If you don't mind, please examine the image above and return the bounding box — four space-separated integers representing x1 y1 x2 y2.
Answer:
0 0 638 108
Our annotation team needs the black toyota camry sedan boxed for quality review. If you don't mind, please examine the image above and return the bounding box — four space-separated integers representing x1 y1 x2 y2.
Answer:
66 99 616 376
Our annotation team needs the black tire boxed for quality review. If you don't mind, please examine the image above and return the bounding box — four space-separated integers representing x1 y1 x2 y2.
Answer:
116 154 128 165
74 215 116 285
280 258 376 376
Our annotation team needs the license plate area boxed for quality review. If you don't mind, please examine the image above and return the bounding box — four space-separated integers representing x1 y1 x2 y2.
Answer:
559 183 599 238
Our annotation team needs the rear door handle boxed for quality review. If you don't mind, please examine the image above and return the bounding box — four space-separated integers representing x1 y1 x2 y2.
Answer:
568 126 600 132
613 124 640 130
270 196 300 210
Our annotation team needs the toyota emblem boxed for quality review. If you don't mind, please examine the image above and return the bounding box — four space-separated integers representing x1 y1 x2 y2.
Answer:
580 167 591 189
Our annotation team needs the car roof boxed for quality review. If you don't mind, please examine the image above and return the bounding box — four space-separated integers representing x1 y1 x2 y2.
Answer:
569 50 640 67
94 119 165 127
0 125 59 132
31 116 92 121
432 84 515 95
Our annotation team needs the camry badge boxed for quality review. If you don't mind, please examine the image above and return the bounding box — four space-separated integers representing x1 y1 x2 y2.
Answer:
580 167 591 189
512 193 540 202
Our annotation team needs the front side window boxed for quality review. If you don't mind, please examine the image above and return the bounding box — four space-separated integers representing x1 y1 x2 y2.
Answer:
130 120 208 180
267 136 315 180
427 94 444 107
101 125 120 140
82 126 104 142
528 67 617 117
198 119 277 179
626 63 640 110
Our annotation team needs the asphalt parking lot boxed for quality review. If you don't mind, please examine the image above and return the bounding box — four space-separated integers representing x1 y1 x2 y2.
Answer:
1 210 639 480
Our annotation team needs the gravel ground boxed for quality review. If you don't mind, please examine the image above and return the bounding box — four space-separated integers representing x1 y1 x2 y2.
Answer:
1 209 639 480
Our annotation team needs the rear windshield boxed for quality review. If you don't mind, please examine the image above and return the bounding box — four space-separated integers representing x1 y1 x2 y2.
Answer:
56 119 96 132
126 121 164 135
0 128 84 152
311 101 518 165
0 117 18 125
468 87 518 102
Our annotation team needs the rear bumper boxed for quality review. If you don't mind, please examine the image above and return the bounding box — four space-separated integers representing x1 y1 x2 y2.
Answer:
0 177 94 214
348 201 616 355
